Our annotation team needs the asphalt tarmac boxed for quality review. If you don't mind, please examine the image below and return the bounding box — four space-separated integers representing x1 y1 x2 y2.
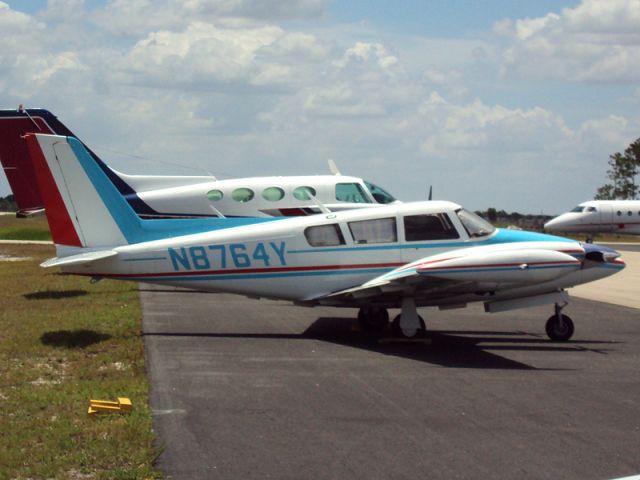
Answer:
142 284 640 479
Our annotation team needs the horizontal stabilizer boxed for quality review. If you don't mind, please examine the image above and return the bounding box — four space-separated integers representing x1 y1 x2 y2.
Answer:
41 250 118 268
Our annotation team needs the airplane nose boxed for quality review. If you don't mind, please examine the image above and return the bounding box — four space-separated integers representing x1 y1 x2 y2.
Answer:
544 216 563 231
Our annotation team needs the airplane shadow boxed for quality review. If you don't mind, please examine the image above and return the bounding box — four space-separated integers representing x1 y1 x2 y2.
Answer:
24 289 88 300
143 317 617 370
41 329 112 348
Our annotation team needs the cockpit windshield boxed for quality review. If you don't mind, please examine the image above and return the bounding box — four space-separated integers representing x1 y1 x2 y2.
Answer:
364 181 396 204
570 206 585 212
455 208 496 238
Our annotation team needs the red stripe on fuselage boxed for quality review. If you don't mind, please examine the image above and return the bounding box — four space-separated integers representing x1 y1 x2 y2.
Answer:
24 134 82 247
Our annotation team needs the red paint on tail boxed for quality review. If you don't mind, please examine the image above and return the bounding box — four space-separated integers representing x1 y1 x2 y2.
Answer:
24 134 82 246
0 116 55 214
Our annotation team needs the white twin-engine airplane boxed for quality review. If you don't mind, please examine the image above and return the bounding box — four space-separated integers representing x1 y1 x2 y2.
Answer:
545 200 640 237
25 133 625 341
0 108 397 218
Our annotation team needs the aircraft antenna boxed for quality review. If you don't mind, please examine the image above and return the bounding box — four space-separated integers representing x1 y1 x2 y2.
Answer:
328 159 341 176
308 193 331 214
20 106 42 131
208 204 226 218
428 185 433 201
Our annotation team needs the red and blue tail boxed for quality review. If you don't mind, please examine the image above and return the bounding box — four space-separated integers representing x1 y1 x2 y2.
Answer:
24 133 276 249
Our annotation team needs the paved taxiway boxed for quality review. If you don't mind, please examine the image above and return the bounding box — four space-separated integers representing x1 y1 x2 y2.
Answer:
142 249 640 480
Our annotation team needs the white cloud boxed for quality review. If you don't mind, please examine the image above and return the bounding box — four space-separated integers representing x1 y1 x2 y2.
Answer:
1 0 639 213
92 0 328 36
498 0 640 82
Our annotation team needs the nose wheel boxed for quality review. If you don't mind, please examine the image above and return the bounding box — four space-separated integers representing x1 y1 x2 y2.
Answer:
545 303 574 341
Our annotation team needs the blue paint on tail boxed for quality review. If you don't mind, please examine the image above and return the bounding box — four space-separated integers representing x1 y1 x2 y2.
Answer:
67 137 279 244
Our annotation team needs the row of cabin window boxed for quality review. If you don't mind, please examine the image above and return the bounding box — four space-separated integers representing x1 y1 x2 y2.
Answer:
616 211 640 216
305 214 459 247
206 183 372 204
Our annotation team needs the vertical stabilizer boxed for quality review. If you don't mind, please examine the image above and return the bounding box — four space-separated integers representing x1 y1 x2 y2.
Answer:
24 133 277 249
25 134 136 247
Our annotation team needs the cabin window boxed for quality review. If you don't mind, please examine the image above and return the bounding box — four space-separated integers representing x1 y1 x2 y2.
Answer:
404 214 459 241
348 217 397 244
232 188 254 203
617 211 622 216
262 187 285 202
335 183 371 203
293 186 316 201
455 208 496 238
364 180 396 204
206 189 224 202
628 211 633 216
304 224 345 247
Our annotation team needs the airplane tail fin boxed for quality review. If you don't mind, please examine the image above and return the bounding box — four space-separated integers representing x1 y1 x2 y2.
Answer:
0 108 57 215
0 108 216 219
25 133 140 248
24 133 277 249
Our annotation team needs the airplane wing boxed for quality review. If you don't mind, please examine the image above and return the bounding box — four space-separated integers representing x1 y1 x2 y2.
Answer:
310 245 583 306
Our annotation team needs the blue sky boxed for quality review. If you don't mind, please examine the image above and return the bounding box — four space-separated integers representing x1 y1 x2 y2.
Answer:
1 0 639 213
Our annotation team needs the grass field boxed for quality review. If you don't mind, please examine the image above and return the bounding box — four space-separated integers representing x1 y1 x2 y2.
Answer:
0 215 51 241
0 243 160 479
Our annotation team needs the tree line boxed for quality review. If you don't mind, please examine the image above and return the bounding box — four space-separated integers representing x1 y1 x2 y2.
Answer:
595 138 640 200
0 194 16 211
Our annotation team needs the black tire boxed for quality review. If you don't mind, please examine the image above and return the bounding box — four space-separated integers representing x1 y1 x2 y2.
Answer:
392 314 426 338
545 314 574 341
357 307 389 332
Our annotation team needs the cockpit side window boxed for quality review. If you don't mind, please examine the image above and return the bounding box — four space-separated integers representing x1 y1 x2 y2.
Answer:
348 217 397 244
571 206 585 212
404 214 459 241
364 181 396 204
305 224 345 247
585 206 597 212
335 183 372 203
455 209 496 238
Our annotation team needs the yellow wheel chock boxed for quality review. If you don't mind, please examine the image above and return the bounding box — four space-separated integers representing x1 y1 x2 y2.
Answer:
88 397 132 417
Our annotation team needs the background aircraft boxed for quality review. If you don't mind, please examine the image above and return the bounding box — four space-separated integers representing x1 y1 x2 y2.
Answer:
25 132 625 341
0 108 397 218
545 200 640 237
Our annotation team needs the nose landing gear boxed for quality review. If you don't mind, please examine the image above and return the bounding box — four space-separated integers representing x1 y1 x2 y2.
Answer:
545 303 574 341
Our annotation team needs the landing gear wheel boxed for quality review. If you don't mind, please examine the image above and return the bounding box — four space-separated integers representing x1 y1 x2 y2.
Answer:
357 307 389 333
392 314 426 338
545 314 574 341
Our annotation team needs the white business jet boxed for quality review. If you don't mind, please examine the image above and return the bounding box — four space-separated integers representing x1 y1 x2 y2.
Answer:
0 108 396 218
545 200 640 237
25 133 625 341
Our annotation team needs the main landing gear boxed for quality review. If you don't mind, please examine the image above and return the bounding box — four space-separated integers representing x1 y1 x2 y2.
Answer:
357 298 427 338
545 302 575 341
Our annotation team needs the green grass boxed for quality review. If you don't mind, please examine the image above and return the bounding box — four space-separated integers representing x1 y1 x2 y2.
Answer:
0 215 51 241
0 244 160 479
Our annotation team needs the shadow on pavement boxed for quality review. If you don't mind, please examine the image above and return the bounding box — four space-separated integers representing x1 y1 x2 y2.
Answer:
143 316 618 370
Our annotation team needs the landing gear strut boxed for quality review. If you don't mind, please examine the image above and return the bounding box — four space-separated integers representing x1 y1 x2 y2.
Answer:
545 302 574 341
392 297 426 338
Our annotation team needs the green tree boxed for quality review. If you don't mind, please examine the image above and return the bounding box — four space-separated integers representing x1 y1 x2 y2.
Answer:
595 138 640 199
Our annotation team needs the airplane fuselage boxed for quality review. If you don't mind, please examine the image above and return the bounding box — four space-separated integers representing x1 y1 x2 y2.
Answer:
545 200 640 235
61 201 621 308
